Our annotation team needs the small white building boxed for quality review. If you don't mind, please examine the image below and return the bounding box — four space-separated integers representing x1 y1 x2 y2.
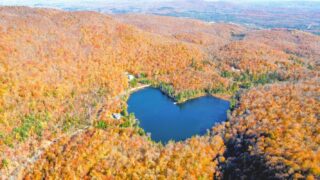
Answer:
112 113 122 120
231 66 241 72
128 74 135 81
124 72 135 81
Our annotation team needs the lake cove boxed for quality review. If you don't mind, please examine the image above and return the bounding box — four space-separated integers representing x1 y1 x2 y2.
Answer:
127 87 230 143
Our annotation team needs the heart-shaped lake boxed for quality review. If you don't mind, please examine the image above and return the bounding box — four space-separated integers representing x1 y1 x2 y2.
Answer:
127 87 230 143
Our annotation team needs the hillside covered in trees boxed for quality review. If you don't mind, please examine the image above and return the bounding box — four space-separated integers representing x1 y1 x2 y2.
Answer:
0 7 319 179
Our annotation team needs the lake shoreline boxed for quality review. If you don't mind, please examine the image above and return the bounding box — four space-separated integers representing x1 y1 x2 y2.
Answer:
127 87 230 143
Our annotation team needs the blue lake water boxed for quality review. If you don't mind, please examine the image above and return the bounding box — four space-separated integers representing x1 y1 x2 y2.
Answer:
127 87 230 143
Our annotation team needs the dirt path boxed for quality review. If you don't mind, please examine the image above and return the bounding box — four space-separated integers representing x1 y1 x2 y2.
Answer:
8 84 150 179
117 84 150 99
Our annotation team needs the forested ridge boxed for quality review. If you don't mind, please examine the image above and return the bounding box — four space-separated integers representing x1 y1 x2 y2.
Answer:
0 7 319 179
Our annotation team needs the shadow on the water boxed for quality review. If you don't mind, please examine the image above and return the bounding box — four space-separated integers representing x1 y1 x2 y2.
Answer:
128 87 230 143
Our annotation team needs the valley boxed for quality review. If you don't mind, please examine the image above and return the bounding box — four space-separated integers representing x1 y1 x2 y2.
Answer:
0 6 318 179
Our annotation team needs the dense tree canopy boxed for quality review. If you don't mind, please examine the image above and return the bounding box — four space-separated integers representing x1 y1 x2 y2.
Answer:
0 7 318 179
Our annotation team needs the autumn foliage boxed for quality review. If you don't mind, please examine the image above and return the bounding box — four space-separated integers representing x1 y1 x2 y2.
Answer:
0 7 319 179
23 127 225 179
221 79 320 179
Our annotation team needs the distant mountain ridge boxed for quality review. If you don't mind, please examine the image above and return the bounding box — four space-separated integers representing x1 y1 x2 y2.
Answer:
1 0 319 34
0 6 319 180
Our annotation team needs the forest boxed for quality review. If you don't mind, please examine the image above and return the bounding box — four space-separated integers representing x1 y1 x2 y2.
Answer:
0 7 319 179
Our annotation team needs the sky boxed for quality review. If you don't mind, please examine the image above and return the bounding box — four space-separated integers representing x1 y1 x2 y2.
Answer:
0 0 163 5
1 0 319 7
